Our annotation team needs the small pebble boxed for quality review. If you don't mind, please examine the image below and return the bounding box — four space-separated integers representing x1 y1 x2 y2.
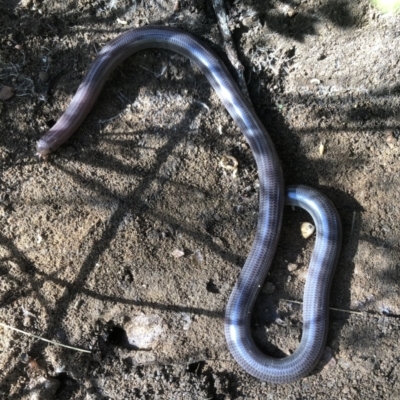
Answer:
181 313 192 330
287 263 298 272
193 249 204 264
19 0 33 8
171 249 185 258
301 222 315 239
0 86 15 101
125 314 164 349
242 16 255 27
219 155 238 178
36 233 43 244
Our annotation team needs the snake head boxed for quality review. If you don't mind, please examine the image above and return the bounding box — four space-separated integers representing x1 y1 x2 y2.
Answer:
36 139 52 160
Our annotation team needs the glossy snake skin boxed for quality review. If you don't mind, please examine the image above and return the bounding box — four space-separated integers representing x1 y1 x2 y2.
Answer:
36 26 342 383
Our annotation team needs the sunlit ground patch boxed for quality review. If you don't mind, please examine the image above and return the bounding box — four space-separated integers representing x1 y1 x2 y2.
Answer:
371 0 400 13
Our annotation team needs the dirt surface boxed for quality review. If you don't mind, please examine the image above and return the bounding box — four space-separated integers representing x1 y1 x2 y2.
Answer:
1 0 400 398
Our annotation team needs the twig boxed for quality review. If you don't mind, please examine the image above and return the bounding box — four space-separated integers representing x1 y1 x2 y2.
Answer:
98 111 123 124
211 0 251 103
281 299 400 319
0 321 92 353
138 64 167 78
282 299 364 316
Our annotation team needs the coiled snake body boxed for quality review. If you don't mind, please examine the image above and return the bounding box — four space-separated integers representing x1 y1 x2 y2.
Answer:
37 26 342 384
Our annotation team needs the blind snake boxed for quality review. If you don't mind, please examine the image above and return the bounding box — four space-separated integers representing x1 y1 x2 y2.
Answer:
36 26 342 383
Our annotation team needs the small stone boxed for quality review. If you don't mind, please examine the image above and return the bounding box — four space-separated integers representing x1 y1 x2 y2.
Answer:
242 17 255 27
219 155 238 178
36 233 43 244
0 86 15 101
193 249 204 264
301 222 315 239
171 249 184 258
125 314 164 349
181 313 192 330
288 263 298 272
39 71 50 82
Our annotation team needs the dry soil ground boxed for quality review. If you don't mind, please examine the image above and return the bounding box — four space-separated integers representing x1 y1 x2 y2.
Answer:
1 0 400 399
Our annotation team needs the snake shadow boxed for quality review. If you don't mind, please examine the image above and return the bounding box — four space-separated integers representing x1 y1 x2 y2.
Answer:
234 0 365 42
242 60 363 366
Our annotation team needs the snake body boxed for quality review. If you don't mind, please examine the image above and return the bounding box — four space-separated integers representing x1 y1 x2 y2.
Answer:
36 26 342 383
